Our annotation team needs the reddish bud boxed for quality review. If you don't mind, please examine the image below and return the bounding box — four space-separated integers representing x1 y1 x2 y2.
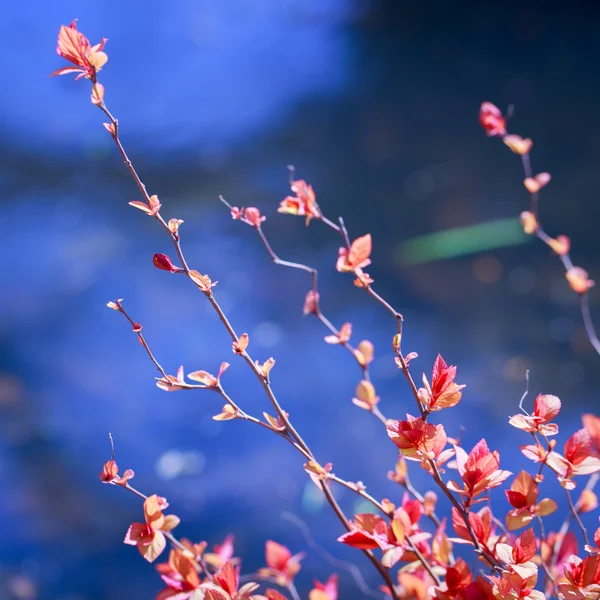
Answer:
566 267 594 295
168 218 184 238
520 211 538 235
230 206 243 220
243 207 266 227
303 289 320 316
479 102 507 137
91 82 104 106
100 459 119 483
548 235 571 256
504 134 533 155
523 172 551 194
325 322 352 345
153 253 178 272
106 299 123 311
352 380 379 411
232 333 249 354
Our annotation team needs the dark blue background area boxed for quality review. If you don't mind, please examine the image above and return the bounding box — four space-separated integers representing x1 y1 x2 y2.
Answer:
1 1 600 598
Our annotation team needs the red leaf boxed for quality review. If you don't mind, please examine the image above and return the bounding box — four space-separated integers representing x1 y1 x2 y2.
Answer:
336 234 372 272
203 586 232 600
139 530 166 563
243 207 266 227
348 234 372 269
512 528 536 564
451 507 490 546
214 562 239 596
278 179 321 225
99 459 119 483
424 354 465 411
265 540 291 572
533 394 561 422
303 289 320 316
565 428 592 466
56 21 90 69
312 574 338 600
338 514 389 550
124 522 151 546
52 21 108 80
583 414 600 455
337 529 380 550
266 590 288 600
445 558 472 593
214 534 235 563
142 495 164 531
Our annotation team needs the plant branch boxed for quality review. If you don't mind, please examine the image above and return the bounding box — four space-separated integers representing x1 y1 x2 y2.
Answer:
513 151 600 356
581 293 600 355
536 514 558 597
565 487 590 548
107 278 398 597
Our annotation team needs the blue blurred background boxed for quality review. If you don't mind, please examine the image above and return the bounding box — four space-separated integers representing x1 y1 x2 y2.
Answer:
1 0 600 598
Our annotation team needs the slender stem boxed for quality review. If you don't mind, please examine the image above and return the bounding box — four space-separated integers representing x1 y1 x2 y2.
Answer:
108 276 397 596
229 216 391 425
116 302 169 380
550 473 599 574
330 476 391 516
217 386 313 460
536 514 558 597
513 151 600 356
371 405 388 427
286 582 301 600
319 214 404 333
565 488 590 547
98 103 153 205
581 293 600 355
519 370 530 413
228 176 495 572
224 205 450 583
395 351 426 420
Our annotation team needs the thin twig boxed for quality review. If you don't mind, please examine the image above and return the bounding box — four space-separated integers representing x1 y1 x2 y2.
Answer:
565 488 590 548
519 369 530 413
109 289 398 595
549 473 599 574
116 301 169 380
222 211 392 425
511 150 600 356
581 294 600 355
536 514 558 597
